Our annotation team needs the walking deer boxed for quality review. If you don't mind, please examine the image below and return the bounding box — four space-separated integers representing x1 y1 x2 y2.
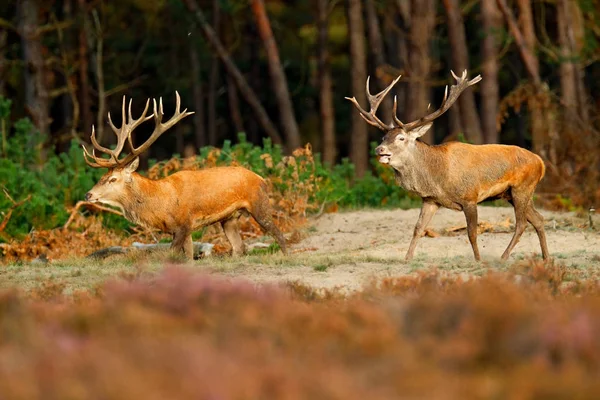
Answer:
83 92 287 259
346 70 549 261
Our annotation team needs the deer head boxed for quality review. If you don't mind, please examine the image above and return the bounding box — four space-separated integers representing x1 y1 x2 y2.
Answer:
346 70 482 168
83 91 194 207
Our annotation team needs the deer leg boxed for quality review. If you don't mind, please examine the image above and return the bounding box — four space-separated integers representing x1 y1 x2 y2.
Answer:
463 204 481 261
172 227 193 259
405 201 439 261
501 194 529 260
221 217 246 256
249 193 288 255
526 203 550 260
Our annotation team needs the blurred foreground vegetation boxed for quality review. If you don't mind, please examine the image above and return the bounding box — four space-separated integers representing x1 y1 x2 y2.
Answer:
0 260 599 398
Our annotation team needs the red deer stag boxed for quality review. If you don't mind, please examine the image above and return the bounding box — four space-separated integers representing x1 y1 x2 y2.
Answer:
83 92 287 258
346 70 549 261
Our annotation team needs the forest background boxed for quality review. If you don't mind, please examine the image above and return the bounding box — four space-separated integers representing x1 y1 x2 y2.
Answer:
1 0 600 242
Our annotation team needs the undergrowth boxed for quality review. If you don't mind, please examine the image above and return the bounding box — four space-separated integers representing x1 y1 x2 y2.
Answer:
0 261 598 398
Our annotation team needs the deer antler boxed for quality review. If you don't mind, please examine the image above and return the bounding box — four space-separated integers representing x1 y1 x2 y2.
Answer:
345 75 402 131
346 70 482 132
401 70 482 131
82 91 194 168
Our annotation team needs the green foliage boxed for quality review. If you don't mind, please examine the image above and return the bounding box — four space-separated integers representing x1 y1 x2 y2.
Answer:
0 97 128 240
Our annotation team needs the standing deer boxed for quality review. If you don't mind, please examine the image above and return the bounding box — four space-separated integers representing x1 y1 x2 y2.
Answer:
346 70 549 261
83 92 287 259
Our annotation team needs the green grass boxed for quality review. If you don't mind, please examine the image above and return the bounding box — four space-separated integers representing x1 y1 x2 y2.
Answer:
2 245 599 296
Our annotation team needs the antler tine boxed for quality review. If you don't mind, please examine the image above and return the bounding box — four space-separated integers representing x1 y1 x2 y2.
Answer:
82 127 116 168
392 96 405 128
345 75 402 131
126 98 153 152
403 70 482 131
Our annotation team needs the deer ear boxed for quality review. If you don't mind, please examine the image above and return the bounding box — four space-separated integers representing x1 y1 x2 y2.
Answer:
125 157 139 173
409 123 433 138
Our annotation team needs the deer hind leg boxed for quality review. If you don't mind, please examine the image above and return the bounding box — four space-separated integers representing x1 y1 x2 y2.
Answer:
463 203 481 261
501 189 530 260
249 192 288 255
405 201 439 261
526 203 550 260
221 217 246 256
172 226 193 259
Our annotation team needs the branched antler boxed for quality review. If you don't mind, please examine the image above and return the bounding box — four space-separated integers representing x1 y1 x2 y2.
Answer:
82 91 194 168
346 70 482 132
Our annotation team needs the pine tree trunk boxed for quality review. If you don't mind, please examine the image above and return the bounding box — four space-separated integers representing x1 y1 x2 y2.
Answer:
0 30 6 96
18 0 51 137
364 0 392 123
516 0 548 159
442 0 483 144
208 0 220 146
404 0 435 144
346 0 369 177
557 0 589 127
190 42 206 149
481 0 502 144
227 74 245 135
250 0 301 150
77 0 92 135
317 0 336 165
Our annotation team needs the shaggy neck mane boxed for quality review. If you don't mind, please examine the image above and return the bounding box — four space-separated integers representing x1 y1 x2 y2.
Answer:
117 173 156 222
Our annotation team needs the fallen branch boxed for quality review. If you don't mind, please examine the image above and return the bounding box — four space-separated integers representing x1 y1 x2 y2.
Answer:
63 201 123 229
0 190 32 233
87 242 214 259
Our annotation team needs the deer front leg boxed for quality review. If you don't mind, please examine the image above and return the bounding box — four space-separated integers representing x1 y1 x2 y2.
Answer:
172 226 193 259
405 200 439 261
463 204 481 261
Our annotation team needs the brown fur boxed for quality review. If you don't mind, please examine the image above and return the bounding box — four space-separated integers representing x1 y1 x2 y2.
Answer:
86 163 287 258
376 128 549 261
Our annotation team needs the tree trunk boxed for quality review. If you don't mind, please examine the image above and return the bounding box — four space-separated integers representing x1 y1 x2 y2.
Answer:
208 0 220 146
480 0 502 144
404 0 435 144
442 0 483 144
364 0 393 123
227 74 245 135
183 0 283 146
346 0 369 177
77 0 92 136
390 3 409 123
190 42 206 149
59 0 76 145
516 0 549 160
0 28 7 96
557 0 589 127
496 0 540 83
250 0 301 150
92 9 106 144
18 0 51 136
497 0 557 163
317 0 336 165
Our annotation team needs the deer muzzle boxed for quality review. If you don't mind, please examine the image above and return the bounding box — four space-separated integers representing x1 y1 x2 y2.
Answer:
375 145 392 164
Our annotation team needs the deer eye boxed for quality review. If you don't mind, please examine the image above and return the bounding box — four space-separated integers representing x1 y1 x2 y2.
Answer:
109 177 117 183
397 136 405 141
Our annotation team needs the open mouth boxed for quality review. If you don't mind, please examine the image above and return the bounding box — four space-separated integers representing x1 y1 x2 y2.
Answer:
378 155 391 164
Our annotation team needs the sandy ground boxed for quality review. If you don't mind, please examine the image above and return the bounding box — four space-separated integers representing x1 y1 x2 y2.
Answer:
221 207 600 291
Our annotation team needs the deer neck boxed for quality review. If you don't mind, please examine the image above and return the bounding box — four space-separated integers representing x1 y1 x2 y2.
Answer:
118 174 162 228
392 141 444 197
